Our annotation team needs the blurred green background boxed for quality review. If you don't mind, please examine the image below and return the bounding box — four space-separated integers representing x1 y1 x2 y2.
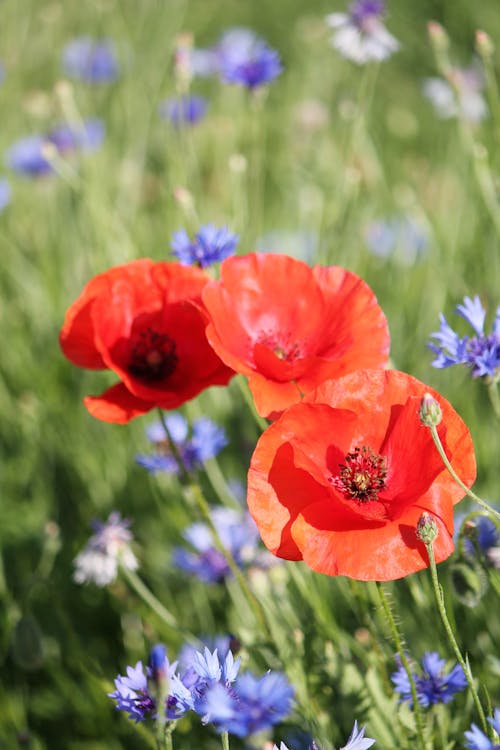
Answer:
1 0 499 747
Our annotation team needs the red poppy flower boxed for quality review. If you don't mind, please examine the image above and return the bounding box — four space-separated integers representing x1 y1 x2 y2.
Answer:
60 259 233 423
247 369 476 581
202 253 390 419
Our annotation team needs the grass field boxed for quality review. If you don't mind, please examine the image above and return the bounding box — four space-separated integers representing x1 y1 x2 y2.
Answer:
1 1 499 748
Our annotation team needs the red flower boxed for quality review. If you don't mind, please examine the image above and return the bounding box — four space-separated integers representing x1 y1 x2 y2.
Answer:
60 259 233 423
202 253 390 419
247 369 476 581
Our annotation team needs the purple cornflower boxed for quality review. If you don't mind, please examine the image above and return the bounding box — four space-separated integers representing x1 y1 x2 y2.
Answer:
423 65 487 123
216 27 282 89
172 507 266 584
5 135 54 176
364 217 427 265
158 95 208 127
73 511 138 586
455 512 500 569
109 645 180 723
171 224 239 267
274 721 375 750
326 0 399 64
47 118 105 153
204 670 294 737
0 178 11 211
465 708 500 750
61 37 119 82
428 295 500 378
135 413 227 474
391 652 467 707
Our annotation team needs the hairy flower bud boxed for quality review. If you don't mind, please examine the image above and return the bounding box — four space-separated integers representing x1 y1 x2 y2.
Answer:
417 512 439 545
419 393 442 427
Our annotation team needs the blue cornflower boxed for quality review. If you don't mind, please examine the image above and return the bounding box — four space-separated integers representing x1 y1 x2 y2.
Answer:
47 118 105 153
217 28 282 89
326 0 399 65
171 225 239 267
109 645 180 723
5 135 54 176
455 512 500 569
274 722 375 750
204 670 294 737
364 217 427 265
135 413 227 474
428 295 500 378
0 178 11 211
391 652 467 707
172 507 267 584
465 708 500 750
341 721 377 750
158 94 208 127
61 37 119 82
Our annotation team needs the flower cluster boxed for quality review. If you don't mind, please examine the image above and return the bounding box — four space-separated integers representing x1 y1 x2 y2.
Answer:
428 295 500 378
172 506 275 583
158 95 208 127
73 512 138 586
61 37 120 83
391 652 467 707
109 643 294 737
171 225 239 267
5 119 105 177
136 413 227 474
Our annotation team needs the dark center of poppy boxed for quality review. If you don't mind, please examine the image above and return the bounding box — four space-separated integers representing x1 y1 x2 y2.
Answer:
128 328 178 382
331 445 387 503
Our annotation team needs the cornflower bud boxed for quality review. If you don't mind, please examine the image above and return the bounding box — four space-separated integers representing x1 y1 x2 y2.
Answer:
417 512 439 545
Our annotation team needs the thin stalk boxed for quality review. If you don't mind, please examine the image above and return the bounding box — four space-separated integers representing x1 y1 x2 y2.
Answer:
486 379 500 420
120 565 178 630
221 731 230 750
376 582 428 750
157 409 271 639
235 376 269 433
428 424 500 522
425 540 489 736
187 481 271 638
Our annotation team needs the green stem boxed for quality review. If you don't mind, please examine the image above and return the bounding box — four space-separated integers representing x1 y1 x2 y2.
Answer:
429 424 500 522
235 375 269 433
425 541 489 736
486 379 500 420
157 409 271 640
221 731 230 750
187 482 271 639
376 582 428 750
120 565 178 629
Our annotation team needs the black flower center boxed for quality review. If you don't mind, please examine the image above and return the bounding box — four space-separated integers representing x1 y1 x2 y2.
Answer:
128 328 178 382
331 445 387 503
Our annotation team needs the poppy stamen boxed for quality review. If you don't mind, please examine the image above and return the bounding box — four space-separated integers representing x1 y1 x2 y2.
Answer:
331 445 387 503
128 328 178 381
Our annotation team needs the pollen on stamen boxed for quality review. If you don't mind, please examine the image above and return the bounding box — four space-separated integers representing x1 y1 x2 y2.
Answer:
330 445 387 503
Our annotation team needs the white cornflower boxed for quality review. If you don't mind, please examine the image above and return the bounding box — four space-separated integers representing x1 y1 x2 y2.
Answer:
73 511 138 586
